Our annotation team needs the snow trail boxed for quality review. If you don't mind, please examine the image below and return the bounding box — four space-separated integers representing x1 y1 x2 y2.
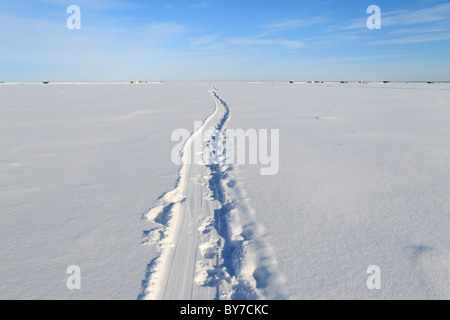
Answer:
139 87 277 300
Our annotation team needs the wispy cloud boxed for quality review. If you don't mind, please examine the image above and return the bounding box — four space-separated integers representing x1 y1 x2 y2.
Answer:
144 21 187 38
190 34 306 52
369 34 450 45
220 16 326 50
326 2 450 46
39 0 148 11
334 2 450 31
228 37 305 49
258 17 327 37
189 1 211 8
189 15 322 52
190 33 225 51
388 24 450 35
382 2 450 27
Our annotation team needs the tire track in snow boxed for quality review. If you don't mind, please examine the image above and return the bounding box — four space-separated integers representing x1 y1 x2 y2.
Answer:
139 87 281 300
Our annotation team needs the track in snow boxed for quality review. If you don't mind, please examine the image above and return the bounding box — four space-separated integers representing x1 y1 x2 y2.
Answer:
138 87 278 300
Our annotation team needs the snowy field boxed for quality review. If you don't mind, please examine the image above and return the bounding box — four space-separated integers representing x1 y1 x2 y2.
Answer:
1 82 449 300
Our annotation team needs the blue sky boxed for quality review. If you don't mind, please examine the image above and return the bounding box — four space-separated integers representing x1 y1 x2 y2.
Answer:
1 0 449 81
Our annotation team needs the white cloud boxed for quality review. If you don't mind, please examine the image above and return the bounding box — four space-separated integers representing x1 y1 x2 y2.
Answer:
325 2 450 46
258 17 327 37
335 2 450 31
369 34 450 45
388 24 450 35
189 2 211 8
229 37 305 49
382 2 450 27
145 21 187 37
189 33 226 51
38 0 146 10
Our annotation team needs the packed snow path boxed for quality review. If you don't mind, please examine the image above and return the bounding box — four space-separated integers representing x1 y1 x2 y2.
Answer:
139 87 273 300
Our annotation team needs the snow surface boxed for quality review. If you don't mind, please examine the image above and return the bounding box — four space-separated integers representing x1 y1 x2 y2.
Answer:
0 82 214 299
1 82 449 300
216 81 450 300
